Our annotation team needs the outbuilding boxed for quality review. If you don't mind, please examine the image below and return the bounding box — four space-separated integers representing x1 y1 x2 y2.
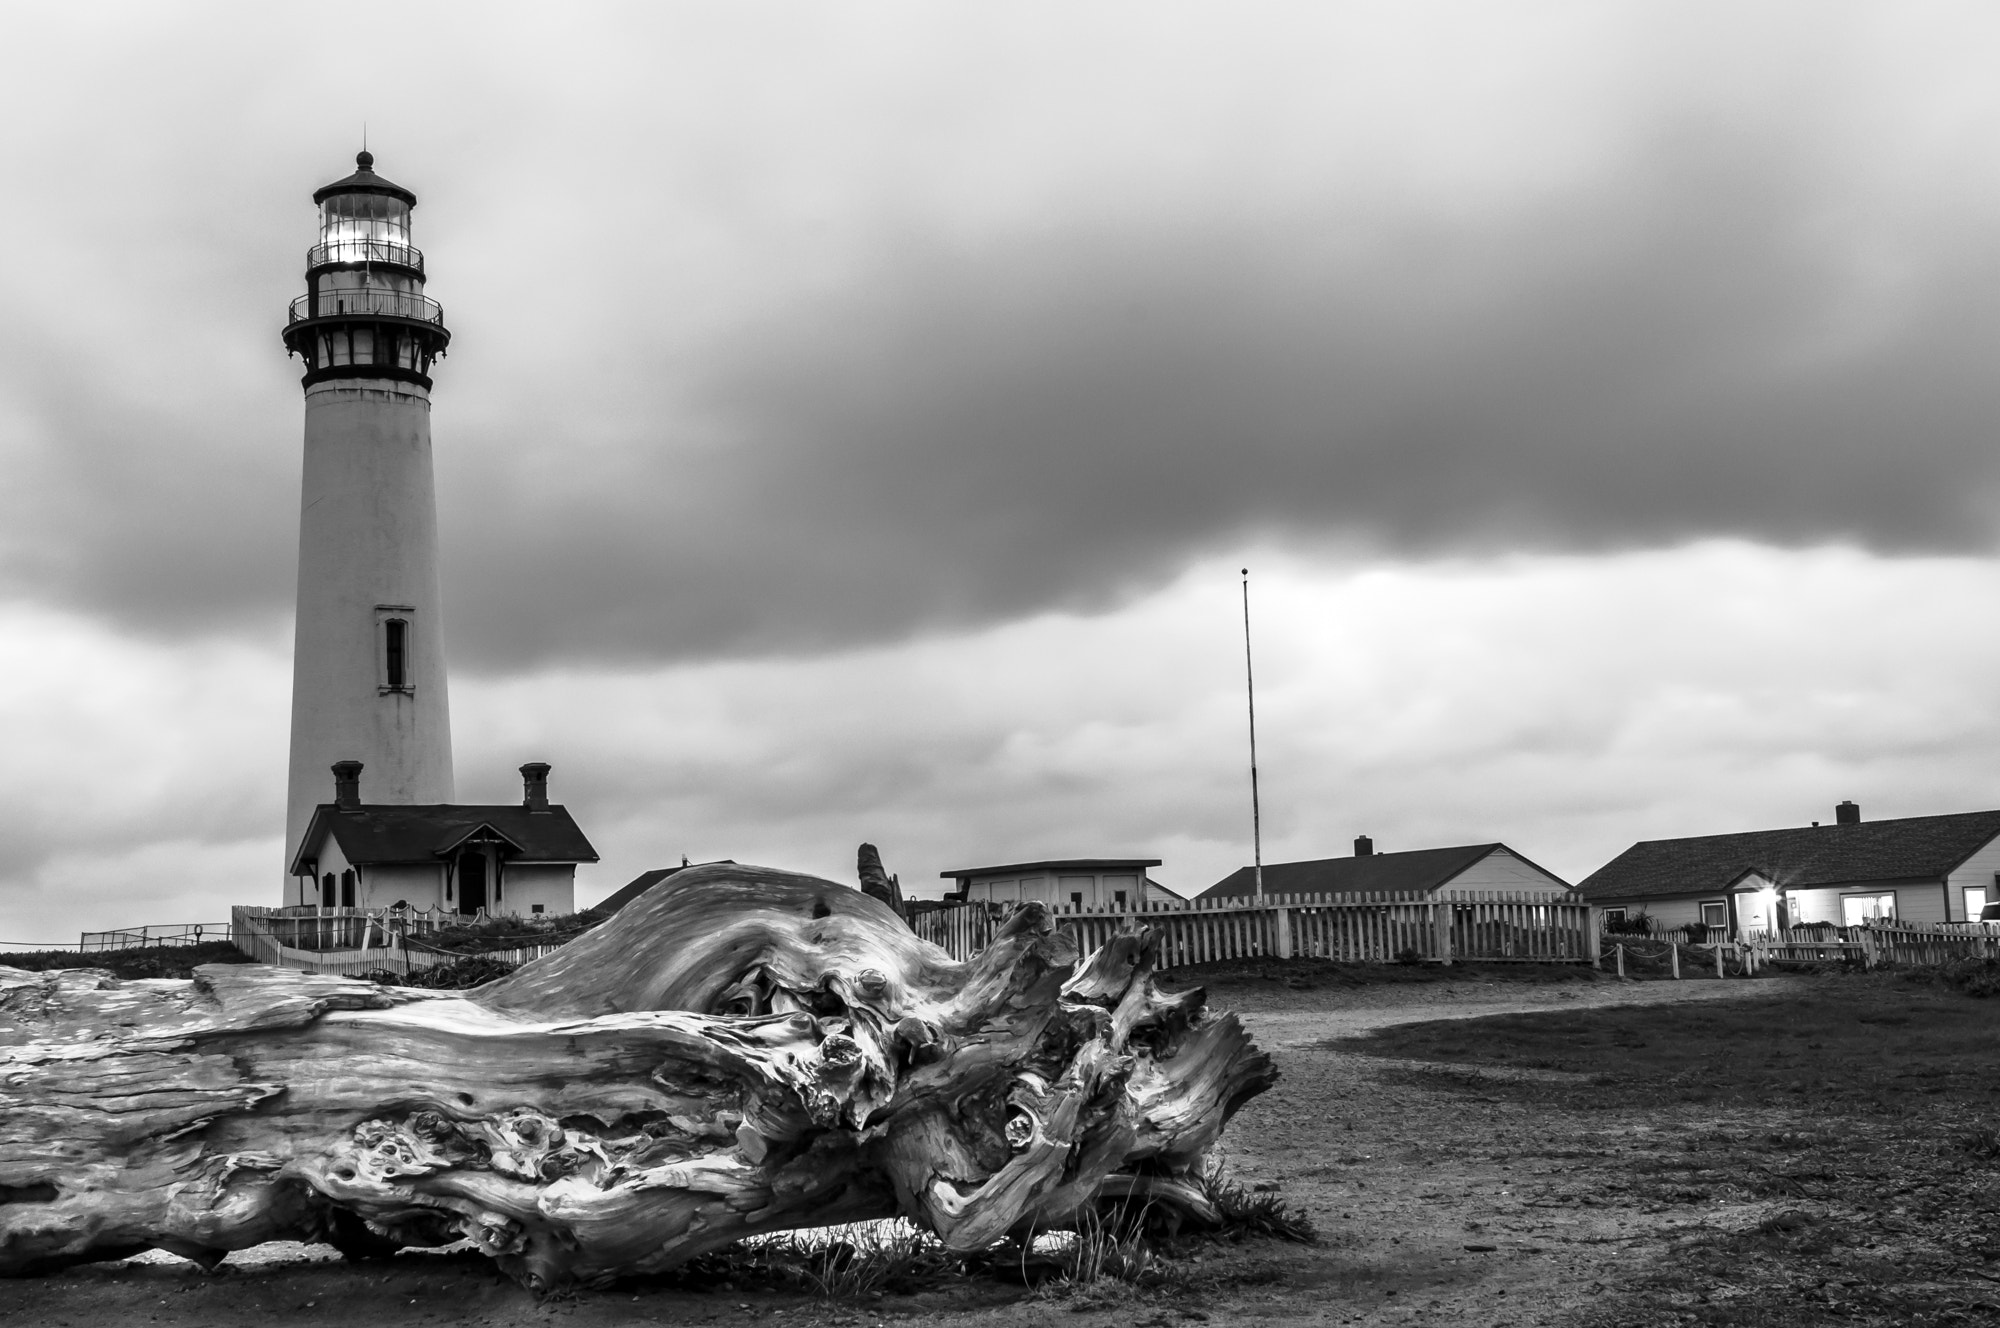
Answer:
940 858 1183 910
1196 837 1572 903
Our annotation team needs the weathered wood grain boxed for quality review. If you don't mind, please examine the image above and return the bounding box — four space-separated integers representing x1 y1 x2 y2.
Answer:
1 864 1273 1288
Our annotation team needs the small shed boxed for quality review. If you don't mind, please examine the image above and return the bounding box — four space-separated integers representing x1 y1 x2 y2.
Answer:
940 858 1182 910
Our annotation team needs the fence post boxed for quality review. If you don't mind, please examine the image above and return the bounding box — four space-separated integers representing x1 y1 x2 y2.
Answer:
1433 901 1453 966
1615 944 1625 979
1714 944 1725 979
1670 942 1680 980
1272 906 1293 959
1586 911 1602 967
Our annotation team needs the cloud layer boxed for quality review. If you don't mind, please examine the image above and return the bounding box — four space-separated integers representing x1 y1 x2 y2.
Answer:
5 5 2000 669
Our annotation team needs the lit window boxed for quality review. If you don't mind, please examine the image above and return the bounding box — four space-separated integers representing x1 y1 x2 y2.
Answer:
1699 901 1728 928
1841 892 1897 926
1966 886 1989 921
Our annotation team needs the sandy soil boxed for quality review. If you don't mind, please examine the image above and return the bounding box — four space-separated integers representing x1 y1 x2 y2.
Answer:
0 973 1795 1328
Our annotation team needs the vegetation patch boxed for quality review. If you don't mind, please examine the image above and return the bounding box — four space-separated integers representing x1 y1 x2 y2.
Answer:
410 910 604 957
369 955 522 989
0 941 254 980
1335 977 2000 1112
1335 978 2000 1327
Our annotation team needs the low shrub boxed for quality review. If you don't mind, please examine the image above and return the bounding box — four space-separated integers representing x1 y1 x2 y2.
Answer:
377 955 520 989
417 910 603 956
1934 957 2000 998
0 941 253 980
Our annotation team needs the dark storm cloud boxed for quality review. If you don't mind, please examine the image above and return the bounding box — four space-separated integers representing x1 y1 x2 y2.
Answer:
440 125 2000 668
8 6 2000 670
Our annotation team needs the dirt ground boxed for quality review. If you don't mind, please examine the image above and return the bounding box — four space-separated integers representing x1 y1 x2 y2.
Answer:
7 964 1995 1327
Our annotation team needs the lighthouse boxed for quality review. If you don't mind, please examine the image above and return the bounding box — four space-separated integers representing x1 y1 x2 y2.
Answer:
279 152 456 900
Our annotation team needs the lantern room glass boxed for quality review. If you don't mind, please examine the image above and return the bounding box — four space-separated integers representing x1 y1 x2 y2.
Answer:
320 193 411 249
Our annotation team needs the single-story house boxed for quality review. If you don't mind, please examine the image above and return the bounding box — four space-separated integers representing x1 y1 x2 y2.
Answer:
1577 802 2000 936
1197 837 1573 903
288 760 597 917
941 858 1185 910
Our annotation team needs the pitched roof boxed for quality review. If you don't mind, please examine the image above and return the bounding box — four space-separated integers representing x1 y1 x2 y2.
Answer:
290 803 597 875
1197 843 1531 902
1577 810 2000 903
589 861 738 916
940 858 1162 880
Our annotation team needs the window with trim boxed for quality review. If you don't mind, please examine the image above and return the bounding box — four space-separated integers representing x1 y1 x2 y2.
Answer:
1602 908 1627 926
1841 892 1897 926
375 605 415 693
385 619 408 689
1966 886 1990 921
1699 900 1728 928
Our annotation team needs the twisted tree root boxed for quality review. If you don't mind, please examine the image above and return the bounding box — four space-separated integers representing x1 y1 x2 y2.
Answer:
1 864 1274 1288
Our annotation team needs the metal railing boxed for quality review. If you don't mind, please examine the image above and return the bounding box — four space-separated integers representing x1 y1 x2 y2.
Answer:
288 290 445 325
308 238 424 273
77 922 232 952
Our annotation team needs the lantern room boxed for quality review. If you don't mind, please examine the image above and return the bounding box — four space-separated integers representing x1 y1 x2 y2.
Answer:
282 151 449 389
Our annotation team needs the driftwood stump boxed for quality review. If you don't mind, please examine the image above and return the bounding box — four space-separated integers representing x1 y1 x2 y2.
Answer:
0 865 1273 1289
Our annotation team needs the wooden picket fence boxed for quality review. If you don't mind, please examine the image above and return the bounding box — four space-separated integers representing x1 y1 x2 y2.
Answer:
909 891 1596 968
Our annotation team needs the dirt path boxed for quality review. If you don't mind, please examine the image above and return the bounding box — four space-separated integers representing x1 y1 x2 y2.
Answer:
0 976 1799 1328
1239 971 1782 1048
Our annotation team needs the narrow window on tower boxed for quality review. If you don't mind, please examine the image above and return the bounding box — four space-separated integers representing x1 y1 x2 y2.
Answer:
376 605 415 694
385 618 409 690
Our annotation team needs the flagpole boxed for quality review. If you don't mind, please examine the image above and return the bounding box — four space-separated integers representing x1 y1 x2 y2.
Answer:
1242 568 1264 902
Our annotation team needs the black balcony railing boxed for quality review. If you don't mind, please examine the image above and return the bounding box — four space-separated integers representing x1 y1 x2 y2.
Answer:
289 290 445 326
308 238 425 273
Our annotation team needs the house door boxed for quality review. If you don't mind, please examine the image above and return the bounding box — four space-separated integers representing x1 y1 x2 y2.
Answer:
455 849 487 915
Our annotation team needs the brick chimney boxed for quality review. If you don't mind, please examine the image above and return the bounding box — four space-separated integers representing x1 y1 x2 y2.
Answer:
1836 800 1860 825
521 762 552 812
331 760 362 810
1355 834 1374 857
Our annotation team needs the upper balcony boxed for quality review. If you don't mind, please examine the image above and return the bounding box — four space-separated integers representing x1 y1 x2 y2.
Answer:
307 238 426 274
288 289 445 327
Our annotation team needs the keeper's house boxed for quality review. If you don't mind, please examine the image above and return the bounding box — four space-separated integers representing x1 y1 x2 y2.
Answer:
1198 837 1572 902
288 760 597 917
942 858 1184 910
1577 802 2000 936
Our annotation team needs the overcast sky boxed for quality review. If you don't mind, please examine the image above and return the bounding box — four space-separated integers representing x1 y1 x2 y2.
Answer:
6 2 2000 941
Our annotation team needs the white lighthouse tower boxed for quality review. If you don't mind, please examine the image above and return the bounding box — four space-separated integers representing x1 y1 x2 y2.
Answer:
280 152 456 900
